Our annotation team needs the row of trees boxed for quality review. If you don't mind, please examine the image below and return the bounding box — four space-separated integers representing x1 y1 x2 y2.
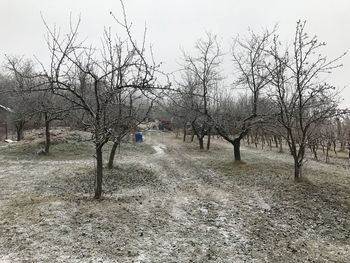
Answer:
0 15 348 198
242 117 350 162
168 21 348 180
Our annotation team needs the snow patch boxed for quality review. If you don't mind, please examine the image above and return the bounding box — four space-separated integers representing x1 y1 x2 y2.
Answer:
171 195 189 220
253 192 271 211
152 144 166 155
135 253 150 263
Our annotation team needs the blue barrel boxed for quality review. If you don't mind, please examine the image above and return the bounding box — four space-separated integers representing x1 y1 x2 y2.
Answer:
135 132 143 142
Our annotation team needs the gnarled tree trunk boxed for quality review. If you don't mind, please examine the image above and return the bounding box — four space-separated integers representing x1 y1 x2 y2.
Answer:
95 146 103 199
198 137 204 150
108 138 120 169
233 138 241 161
294 160 302 181
183 125 187 142
44 113 51 154
15 120 25 141
206 127 211 150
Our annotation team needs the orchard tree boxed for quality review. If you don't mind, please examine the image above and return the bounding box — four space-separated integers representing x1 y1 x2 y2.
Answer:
214 29 273 161
107 90 157 169
4 57 38 141
267 21 346 180
34 89 72 154
161 72 199 143
180 33 222 150
40 7 166 198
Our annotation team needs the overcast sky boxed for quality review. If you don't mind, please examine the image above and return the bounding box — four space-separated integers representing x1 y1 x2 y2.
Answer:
1 0 349 107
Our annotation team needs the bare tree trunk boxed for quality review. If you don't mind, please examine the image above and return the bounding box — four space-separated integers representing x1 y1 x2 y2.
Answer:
274 135 278 148
333 141 337 156
15 120 24 141
326 144 330 163
215 126 245 162
191 122 206 150
44 116 51 154
206 128 211 150
294 161 302 181
183 126 187 142
108 139 119 169
340 141 345 151
16 129 21 141
293 145 305 181
233 138 241 161
95 146 103 199
254 134 258 148
312 145 318 160
278 136 283 153
199 137 204 150
191 133 195 142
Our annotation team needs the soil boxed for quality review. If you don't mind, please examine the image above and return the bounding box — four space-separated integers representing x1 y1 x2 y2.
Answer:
0 129 349 262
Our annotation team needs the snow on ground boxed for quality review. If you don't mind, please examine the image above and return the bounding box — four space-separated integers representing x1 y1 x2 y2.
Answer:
0 129 349 262
152 144 166 155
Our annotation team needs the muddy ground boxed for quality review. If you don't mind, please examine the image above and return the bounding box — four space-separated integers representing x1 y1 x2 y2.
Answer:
0 129 349 262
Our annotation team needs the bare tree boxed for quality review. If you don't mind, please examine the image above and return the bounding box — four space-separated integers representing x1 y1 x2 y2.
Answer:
267 21 346 180
39 7 165 198
180 33 222 150
4 57 38 141
107 90 156 169
34 90 72 154
214 29 273 161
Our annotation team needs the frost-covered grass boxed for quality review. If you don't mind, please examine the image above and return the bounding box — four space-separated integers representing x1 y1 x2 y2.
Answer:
1 129 155 161
195 140 350 262
0 131 349 262
1 140 94 160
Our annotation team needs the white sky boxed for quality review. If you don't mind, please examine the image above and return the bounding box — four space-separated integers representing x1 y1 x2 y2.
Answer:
1 0 349 107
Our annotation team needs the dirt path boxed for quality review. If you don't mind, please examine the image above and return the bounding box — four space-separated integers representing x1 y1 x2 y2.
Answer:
117 132 270 262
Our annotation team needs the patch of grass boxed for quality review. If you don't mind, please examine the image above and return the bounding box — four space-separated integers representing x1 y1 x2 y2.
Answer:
1 130 155 163
49 142 94 159
206 146 350 248
1 140 94 160
210 158 292 186
1 141 39 158
103 163 160 193
38 162 161 199
8 194 60 209
104 141 156 157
